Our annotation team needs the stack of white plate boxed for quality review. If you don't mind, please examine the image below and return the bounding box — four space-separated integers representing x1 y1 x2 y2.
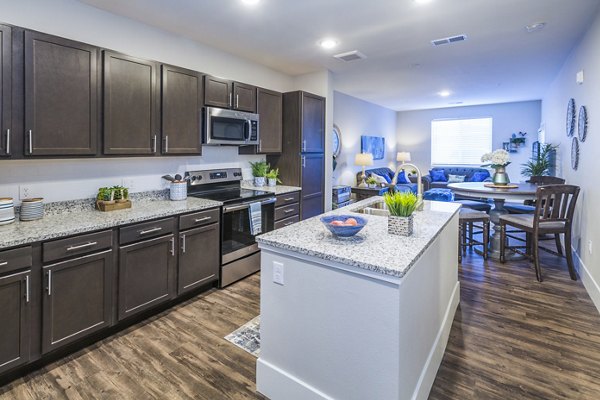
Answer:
0 198 15 225
20 198 44 221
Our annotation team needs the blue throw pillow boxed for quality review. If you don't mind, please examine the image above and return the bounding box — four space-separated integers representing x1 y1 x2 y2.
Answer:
430 169 447 182
396 170 410 184
470 171 490 182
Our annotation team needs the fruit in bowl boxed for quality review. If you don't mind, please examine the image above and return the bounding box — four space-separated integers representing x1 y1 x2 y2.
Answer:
320 215 367 238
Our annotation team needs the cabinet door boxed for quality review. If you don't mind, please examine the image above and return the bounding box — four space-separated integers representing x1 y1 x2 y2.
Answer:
0 270 30 374
118 234 176 321
301 153 324 219
24 31 98 156
0 24 11 157
301 92 325 153
161 65 202 155
103 51 158 155
204 75 231 109
256 88 282 153
178 223 219 294
233 82 256 113
42 250 112 354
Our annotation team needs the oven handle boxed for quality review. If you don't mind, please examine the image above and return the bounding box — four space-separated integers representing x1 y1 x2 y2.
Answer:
223 197 276 213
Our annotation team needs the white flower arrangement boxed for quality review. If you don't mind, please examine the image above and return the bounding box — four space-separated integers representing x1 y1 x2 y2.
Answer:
481 149 511 168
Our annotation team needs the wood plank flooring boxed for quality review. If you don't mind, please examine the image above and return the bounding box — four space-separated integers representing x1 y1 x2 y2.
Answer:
2 248 600 399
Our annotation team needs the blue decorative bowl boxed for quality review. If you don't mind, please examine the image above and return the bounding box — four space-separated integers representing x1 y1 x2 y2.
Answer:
320 215 367 238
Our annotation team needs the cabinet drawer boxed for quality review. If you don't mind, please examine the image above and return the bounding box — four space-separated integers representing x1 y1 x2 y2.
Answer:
179 208 220 231
275 203 299 221
274 215 300 230
120 218 175 245
43 230 112 263
275 192 300 207
0 246 33 275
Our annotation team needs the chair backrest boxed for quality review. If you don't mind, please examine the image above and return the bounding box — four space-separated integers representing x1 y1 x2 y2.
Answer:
528 176 566 185
534 184 580 227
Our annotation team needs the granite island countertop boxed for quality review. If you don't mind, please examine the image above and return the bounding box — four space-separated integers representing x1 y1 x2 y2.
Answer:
256 197 461 278
0 195 222 249
241 181 301 195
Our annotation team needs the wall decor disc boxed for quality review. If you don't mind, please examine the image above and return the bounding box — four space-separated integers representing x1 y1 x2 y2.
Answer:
566 98 576 137
571 136 580 170
578 105 588 142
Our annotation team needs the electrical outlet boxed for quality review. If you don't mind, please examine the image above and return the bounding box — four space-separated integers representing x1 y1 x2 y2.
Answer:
19 185 33 200
121 178 135 191
588 240 593 255
273 261 284 285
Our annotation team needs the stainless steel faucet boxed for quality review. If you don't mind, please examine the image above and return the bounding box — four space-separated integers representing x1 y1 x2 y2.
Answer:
391 163 424 211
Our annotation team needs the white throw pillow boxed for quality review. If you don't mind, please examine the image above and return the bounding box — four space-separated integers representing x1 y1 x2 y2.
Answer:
448 174 466 183
371 174 389 185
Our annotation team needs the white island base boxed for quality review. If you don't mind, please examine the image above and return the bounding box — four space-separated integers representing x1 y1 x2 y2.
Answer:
257 212 459 400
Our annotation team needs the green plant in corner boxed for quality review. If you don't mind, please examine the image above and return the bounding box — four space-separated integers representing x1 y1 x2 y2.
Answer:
521 143 559 177
383 191 418 217
249 161 269 177
266 168 282 183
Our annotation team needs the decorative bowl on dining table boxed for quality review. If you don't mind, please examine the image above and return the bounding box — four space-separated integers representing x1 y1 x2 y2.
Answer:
320 214 367 238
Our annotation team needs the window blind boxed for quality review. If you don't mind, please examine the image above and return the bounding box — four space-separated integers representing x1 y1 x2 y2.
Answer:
431 117 493 165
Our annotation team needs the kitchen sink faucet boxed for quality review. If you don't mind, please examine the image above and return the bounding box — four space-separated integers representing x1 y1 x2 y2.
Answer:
390 163 424 211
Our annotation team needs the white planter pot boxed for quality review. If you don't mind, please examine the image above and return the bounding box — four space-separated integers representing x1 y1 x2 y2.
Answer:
388 214 414 236
254 177 266 187
268 178 277 187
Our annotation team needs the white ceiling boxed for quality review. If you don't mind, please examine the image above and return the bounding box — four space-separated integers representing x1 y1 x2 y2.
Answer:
79 0 600 111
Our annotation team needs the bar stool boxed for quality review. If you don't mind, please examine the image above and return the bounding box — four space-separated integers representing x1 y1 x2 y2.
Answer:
458 208 490 262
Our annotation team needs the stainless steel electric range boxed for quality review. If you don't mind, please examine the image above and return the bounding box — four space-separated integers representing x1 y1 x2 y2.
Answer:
186 168 275 287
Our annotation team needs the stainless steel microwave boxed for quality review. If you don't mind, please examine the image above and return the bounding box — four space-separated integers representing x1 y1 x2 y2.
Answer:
203 107 259 146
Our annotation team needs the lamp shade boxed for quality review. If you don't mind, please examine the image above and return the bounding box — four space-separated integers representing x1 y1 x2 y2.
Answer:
354 153 374 166
396 152 411 162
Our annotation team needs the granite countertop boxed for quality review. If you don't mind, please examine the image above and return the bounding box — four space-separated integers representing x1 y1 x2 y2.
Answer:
241 181 301 195
0 194 222 249
256 197 461 279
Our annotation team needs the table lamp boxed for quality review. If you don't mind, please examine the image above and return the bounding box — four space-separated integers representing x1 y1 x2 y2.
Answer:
396 151 411 163
355 153 374 188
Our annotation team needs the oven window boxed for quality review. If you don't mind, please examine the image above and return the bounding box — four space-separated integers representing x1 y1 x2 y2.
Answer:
211 117 246 141
222 204 274 257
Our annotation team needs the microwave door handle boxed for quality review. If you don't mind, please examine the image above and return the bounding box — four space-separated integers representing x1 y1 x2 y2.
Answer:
244 119 251 141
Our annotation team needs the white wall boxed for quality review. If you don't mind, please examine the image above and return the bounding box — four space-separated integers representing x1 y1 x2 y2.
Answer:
0 0 295 203
541 9 600 305
332 91 397 187
396 101 542 182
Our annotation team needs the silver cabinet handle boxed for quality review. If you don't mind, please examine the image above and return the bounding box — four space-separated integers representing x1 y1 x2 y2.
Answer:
302 140 306 152
0 261 7 267
284 221 295 227
25 275 30 303
236 94 239 109
165 135 169 153
302 156 306 168
153 135 157 153
181 234 186 254
6 129 10 155
229 92 232 108
66 241 98 252
194 216 212 223
170 237 175 256
139 227 163 235
47 270 52 296
284 197 294 201
28 130 33 154
284 209 295 214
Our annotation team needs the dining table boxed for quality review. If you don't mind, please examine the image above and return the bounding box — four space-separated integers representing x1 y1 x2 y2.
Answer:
448 182 538 260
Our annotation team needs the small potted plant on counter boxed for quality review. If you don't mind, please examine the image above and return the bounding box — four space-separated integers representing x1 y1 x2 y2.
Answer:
250 161 269 187
96 186 132 212
266 168 281 187
112 185 129 203
366 176 378 188
383 191 418 236
97 187 115 205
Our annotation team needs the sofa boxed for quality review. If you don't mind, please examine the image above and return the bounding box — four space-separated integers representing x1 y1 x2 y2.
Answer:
356 167 419 193
423 167 492 190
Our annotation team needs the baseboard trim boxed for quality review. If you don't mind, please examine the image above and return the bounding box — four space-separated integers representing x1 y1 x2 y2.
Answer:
411 280 461 400
573 247 600 315
256 358 334 400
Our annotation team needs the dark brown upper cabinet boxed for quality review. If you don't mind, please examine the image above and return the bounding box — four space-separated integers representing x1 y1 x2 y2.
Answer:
103 51 159 155
0 25 11 158
301 92 325 153
204 75 256 113
0 269 31 374
239 87 282 155
161 64 202 155
24 31 99 156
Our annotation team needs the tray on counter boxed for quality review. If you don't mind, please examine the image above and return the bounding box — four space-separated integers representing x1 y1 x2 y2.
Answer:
96 200 132 212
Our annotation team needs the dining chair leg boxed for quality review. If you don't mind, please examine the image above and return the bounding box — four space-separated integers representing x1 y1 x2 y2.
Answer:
533 234 542 282
555 234 563 256
458 223 463 263
564 230 577 280
499 223 506 263
462 223 468 254
469 223 474 252
483 221 489 260
526 232 532 257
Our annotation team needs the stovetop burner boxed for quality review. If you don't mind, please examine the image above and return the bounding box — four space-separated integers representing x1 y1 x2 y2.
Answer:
189 187 271 204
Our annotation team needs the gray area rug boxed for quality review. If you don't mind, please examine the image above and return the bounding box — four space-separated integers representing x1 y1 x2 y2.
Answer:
224 316 260 357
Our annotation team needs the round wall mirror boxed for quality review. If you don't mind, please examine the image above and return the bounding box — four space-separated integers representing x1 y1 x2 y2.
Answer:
332 124 342 158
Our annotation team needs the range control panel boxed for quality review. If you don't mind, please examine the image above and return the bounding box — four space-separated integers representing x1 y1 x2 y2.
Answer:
185 168 243 186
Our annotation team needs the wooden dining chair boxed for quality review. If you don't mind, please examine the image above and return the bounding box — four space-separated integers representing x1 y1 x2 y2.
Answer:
504 176 566 214
499 184 580 282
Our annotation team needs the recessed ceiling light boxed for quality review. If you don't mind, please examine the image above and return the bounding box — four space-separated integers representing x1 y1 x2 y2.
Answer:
526 22 546 33
438 90 451 97
414 0 433 4
241 0 260 5
318 38 339 49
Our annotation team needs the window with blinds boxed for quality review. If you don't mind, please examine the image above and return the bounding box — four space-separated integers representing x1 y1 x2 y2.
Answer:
431 117 493 165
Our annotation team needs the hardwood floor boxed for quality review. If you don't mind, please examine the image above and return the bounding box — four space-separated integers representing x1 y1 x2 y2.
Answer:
1 248 600 399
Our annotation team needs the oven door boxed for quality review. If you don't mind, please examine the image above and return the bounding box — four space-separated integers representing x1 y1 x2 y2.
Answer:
221 197 275 264
204 107 258 145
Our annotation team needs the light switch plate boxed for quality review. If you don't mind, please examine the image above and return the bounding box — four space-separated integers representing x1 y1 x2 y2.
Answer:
577 70 584 85
273 261 284 285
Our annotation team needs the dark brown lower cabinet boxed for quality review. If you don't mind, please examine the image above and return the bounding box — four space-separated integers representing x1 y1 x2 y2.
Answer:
301 153 325 219
118 234 176 321
0 270 31 374
178 223 219 294
42 250 112 354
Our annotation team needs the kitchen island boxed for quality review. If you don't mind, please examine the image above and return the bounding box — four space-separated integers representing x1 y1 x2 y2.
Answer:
255 197 461 400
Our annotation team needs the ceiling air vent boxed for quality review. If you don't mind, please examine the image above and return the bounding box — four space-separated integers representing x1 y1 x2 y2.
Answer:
334 50 367 62
431 34 467 46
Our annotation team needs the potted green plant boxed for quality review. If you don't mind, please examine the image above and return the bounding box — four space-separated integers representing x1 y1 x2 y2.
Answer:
481 149 511 185
249 161 269 187
112 185 129 203
521 143 559 178
266 168 281 187
366 176 378 188
383 191 418 236
97 187 115 204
